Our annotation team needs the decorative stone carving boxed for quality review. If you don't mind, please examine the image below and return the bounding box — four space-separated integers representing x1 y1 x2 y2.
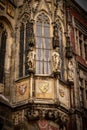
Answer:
18 0 31 20
27 21 35 48
66 36 73 58
52 48 61 74
26 107 68 129
54 0 64 21
59 88 64 97
32 0 52 16
27 50 36 73
18 84 27 95
39 82 49 93
68 59 74 83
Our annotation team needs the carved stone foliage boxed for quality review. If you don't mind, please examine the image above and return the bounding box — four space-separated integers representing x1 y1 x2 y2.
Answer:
12 110 24 125
52 48 61 75
54 0 64 21
32 0 52 16
18 0 31 20
26 107 68 129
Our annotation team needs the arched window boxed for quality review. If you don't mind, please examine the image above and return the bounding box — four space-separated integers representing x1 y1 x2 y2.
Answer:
0 24 7 83
35 13 51 74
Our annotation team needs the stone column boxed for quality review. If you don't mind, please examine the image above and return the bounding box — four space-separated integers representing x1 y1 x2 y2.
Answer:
29 73 34 101
55 75 60 105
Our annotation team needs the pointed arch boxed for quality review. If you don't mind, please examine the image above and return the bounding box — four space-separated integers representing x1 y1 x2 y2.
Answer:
0 16 14 34
0 16 14 83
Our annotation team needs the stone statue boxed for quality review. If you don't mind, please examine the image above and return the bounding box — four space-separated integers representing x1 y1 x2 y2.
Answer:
52 48 61 73
68 59 74 82
27 50 35 71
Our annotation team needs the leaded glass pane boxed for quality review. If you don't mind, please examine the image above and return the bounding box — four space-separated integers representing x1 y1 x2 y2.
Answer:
44 49 50 61
36 61 43 74
44 38 50 49
44 23 50 38
36 22 42 37
36 48 43 60
36 37 42 48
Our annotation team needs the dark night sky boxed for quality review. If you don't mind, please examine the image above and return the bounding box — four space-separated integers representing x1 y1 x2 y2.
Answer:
75 0 87 11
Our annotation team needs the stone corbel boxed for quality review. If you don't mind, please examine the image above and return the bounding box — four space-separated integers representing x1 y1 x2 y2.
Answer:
26 108 68 128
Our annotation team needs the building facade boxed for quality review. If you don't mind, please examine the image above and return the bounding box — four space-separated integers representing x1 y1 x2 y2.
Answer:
0 0 87 130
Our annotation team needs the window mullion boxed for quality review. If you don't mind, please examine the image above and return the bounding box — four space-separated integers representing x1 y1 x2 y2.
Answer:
42 22 44 74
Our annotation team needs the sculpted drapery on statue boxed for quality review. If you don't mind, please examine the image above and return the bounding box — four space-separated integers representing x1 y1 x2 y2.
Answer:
68 59 74 82
27 50 36 73
52 48 61 74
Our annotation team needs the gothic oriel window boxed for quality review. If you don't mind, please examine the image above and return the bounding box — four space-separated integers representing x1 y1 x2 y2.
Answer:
35 13 51 74
0 25 7 83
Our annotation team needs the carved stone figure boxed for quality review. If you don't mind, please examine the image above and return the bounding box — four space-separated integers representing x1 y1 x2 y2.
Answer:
68 59 74 82
52 48 61 73
27 50 36 72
